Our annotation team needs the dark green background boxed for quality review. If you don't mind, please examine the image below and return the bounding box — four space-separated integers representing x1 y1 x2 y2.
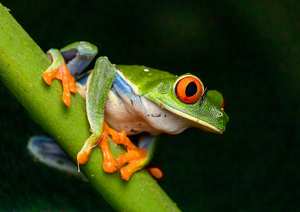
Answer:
0 0 299 211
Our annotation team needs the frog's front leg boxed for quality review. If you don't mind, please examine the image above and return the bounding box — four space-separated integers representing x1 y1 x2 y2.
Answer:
76 57 118 173
43 41 98 106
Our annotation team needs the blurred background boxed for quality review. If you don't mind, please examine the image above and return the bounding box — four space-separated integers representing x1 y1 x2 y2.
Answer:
0 0 299 211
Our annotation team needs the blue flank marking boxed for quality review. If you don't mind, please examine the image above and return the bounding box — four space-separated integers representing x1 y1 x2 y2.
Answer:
112 71 139 101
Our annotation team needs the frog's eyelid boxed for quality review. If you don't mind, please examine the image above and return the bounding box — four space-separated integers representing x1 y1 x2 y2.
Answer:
199 87 208 108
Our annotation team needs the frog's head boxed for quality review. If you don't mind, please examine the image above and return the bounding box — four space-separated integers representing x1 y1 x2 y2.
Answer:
145 74 229 134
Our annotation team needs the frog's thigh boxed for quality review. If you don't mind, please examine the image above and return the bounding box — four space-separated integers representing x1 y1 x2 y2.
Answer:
27 136 87 181
60 41 98 79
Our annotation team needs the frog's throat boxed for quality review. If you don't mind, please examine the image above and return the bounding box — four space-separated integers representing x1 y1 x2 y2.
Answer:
156 97 223 134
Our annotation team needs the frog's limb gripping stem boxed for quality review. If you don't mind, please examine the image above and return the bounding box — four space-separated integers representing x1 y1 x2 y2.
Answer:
77 121 151 181
43 49 76 107
77 133 100 164
96 123 117 173
101 123 149 181
113 133 148 181
77 121 119 174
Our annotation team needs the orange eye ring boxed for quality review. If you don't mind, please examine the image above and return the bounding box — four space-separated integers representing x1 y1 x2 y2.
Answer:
175 76 204 104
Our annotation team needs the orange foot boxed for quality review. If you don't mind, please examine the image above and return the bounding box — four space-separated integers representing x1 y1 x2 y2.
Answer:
43 52 76 107
99 122 150 181
77 121 152 181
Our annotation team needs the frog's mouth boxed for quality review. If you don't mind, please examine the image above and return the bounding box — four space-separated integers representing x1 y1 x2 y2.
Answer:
156 98 224 134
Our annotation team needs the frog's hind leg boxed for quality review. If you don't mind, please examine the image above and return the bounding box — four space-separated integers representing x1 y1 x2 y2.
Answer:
27 136 88 181
43 41 98 106
60 41 98 79
112 133 161 181
76 57 117 173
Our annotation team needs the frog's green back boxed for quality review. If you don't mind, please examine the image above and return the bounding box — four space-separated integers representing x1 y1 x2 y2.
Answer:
115 65 176 95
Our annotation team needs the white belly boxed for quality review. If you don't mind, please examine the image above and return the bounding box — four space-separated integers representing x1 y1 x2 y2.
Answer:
104 90 162 136
104 90 191 136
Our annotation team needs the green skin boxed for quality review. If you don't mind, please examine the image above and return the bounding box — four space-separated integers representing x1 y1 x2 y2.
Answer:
115 65 229 133
41 41 229 180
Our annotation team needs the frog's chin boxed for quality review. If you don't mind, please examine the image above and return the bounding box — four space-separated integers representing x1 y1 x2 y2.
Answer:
193 122 224 134
159 101 224 134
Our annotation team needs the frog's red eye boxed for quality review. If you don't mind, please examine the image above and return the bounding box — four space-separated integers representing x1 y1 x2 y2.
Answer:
175 76 204 104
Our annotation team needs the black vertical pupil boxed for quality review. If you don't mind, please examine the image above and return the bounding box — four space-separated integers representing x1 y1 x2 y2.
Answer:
185 82 197 97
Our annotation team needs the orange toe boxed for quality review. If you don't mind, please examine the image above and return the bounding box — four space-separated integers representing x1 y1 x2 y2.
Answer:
43 60 76 107
147 167 163 179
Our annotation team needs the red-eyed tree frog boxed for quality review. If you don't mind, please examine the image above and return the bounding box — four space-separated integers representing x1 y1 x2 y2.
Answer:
28 41 229 181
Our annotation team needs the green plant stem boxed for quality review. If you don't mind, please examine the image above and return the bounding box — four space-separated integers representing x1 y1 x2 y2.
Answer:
0 4 180 212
